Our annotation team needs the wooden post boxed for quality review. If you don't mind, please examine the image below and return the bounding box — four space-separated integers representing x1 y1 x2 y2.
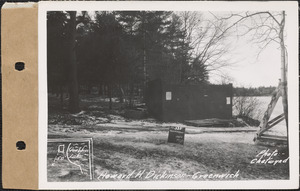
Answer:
255 82 281 139
279 11 288 131
255 11 289 145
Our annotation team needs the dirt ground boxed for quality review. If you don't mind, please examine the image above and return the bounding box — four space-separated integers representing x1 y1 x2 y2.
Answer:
47 95 289 181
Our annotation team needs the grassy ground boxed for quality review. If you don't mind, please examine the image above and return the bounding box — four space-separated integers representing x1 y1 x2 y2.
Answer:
47 94 289 182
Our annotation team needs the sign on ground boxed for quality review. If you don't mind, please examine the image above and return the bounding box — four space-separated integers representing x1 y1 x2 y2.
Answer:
168 127 185 145
47 138 93 181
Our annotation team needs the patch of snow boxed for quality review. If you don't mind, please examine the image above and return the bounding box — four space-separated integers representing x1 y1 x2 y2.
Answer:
89 105 104 109
71 110 85 117
161 123 189 128
108 115 125 120
97 117 109 122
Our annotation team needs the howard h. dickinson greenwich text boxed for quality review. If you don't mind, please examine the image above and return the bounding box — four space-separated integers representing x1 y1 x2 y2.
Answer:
97 170 240 180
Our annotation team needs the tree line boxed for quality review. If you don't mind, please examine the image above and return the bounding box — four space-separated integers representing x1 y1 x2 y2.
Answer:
48 11 286 114
48 11 229 112
233 86 276 97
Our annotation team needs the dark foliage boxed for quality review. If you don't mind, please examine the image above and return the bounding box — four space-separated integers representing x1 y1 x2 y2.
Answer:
234 86 276 96
47 11 210 111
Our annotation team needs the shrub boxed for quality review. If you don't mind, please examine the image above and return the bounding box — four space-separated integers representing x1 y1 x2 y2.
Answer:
233 96 263 126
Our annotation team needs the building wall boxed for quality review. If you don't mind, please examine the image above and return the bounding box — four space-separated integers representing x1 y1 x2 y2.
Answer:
145 79 163 120
161 84 232 121
146 80 232 122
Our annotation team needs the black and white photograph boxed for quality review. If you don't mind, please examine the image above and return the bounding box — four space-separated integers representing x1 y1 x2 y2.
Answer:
39 1 298 189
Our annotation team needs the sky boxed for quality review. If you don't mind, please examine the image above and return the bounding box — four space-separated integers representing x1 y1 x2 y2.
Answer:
204 12 283 88
217 35 282 88
83 11 284 88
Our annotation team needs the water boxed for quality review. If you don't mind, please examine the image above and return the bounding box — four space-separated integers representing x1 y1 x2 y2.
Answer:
256 96 284 118
235 96 287 136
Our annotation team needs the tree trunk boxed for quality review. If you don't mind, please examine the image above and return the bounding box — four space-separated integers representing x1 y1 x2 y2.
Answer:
60 85 63 108
180 18 187 83
108 84 112 110
104 84 108 96
279 11 288 130
119 84 124 103
142 12 147 99
98 83 103 96
129 82 134 108
68 11 80 113
89 84 93 94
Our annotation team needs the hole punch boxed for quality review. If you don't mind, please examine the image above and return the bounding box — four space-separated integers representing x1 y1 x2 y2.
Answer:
16 141 26 150
15 62 25 71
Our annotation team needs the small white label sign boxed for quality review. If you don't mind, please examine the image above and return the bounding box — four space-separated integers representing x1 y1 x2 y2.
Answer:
226 97 231 104
166 92 172 100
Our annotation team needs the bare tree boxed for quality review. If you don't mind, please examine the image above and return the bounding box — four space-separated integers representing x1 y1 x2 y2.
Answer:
218 72 234 85
233 96 263 121
177 12 235 81
211 11 288 138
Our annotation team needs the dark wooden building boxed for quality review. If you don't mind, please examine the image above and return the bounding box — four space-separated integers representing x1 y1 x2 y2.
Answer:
145 79 233 122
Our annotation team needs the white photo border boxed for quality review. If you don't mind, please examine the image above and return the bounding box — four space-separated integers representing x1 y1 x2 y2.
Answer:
38 1 299 189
